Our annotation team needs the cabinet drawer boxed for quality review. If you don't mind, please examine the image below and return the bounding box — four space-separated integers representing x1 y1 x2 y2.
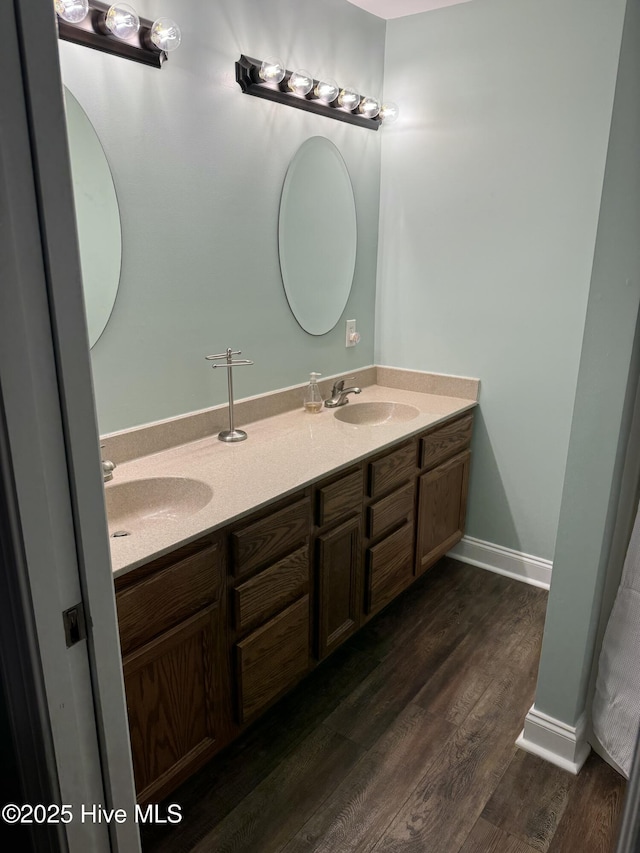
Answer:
232 497 310 578
420 413 473 471
236 596 310 722
367 481 415 541
233 546 309 635
116 542 223 656
366 522 414 615
368 442 416 499
315 469 363 528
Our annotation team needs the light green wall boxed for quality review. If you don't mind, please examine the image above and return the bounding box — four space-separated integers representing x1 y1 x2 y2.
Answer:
376 0 626 560
59 0 385 434
534 0 640 726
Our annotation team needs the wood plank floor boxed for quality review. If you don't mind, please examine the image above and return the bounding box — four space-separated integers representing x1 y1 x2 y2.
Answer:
142 559 627 853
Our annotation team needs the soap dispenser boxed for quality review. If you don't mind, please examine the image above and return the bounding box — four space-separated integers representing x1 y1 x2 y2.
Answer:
304 373 323 413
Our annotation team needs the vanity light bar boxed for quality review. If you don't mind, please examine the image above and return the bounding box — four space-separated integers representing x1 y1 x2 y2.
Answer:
55 1 180 69
235 55 398 131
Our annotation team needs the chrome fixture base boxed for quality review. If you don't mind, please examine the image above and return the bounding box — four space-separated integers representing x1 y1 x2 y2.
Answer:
218 429 248 443
324 377 362 408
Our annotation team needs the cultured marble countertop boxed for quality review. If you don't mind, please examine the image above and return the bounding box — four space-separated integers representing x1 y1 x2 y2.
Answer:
107 383 477 578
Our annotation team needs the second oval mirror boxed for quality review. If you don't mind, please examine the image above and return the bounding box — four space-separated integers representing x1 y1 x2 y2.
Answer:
278 137 357 336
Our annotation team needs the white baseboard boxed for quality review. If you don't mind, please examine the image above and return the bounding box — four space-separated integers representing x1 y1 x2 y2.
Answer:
448 535 552 590
516 705 591 774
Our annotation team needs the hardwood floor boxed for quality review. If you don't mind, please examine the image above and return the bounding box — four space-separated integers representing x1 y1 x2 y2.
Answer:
141 559 626 853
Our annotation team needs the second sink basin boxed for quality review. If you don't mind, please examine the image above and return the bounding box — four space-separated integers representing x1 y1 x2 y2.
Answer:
333 401 420 426
105 476 213 534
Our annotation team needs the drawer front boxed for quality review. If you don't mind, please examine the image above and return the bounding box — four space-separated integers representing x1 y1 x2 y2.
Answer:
232 497 310 578
420 412 473 471
368 442 416 499
233 546 309 635
236 596 310 722
366 522 414 615
117 543 223 656
315 469 363 528
367 481 415 541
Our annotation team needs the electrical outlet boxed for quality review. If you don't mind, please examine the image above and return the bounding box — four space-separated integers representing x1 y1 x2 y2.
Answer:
345 319 359 347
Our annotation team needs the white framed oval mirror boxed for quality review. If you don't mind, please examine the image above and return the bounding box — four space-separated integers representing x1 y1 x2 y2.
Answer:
278 137 357 336
64 87 122 348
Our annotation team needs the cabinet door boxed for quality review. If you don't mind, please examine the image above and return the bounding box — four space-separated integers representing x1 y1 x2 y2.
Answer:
416 449 471 576
316 516 361 659
122 603 230 805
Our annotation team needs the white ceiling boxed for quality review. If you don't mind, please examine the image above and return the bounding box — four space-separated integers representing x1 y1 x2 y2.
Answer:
345 0 472 19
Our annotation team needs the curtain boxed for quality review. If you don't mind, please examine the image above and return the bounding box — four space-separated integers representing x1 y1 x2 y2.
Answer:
593 504 640 777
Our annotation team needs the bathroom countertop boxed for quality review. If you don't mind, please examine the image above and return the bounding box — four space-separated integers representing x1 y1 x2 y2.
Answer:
106 382 477 578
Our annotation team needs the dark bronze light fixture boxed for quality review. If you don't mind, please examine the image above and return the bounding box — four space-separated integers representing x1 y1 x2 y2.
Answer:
54 0 181 69
235 55 399 131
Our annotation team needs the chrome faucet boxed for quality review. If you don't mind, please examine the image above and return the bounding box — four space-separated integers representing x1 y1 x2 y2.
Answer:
206 348 254 442
100 445 116 482
324 377 362 408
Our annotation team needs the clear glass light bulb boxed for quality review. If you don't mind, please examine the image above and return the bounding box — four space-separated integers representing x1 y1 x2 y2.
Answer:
288 69 313 96
379 101 400 124
259 57 286 84
359 96 381 119
150 17 181 52
54 0 89 23
105 4 140 40
338 86 360 112
314 78 339 103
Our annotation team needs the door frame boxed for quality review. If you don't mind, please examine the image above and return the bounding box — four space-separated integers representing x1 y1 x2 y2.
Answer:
1 3 139 850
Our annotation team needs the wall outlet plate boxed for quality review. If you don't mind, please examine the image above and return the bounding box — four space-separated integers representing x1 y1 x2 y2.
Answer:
346 319 358 347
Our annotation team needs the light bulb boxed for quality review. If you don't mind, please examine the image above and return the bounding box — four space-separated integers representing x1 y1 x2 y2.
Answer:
288 69 313 96
105 4 140 40
259 57 286 85
150 17 181 52
314 78 339 103
379 101 400 124
54 0 89 23
359 96 380 119
337 86 360 112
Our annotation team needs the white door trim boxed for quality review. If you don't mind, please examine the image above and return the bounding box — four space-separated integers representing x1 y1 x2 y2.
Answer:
2 4 139 850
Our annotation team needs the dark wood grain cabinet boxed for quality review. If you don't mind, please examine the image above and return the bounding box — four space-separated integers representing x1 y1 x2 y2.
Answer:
312 467 364 660
315 515 362 659
114 536 231 806
115 409 474 803
415 414 473 577
416 450 471 575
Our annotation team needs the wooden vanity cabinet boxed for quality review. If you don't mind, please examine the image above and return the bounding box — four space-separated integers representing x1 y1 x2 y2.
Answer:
230 495 312 723
113 408 475 804
313 468 364 660
415 413 473 576
114 535 231 806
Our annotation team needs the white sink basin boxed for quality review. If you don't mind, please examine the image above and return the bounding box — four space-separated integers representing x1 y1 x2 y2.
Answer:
105 476 213 535
333 401 420 426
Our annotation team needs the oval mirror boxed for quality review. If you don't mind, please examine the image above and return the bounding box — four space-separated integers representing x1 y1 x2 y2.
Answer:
278 137 357 336
64 88 122 348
